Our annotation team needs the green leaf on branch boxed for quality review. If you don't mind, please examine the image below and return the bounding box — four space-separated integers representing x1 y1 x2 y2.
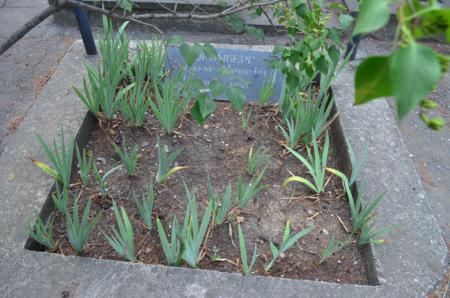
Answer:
117 0 133 12
180 43 202 67
191 93 216 124
167 35 184 46
202 43 218 59
226 87 246 111
339 14 354 29
352 0 390 36
389 43 441 119
355 56 392 104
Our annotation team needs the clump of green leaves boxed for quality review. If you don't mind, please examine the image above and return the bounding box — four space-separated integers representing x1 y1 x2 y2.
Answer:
265 221 314 272
259 71 277 105
181 184 213 268
142 37 167 82
156 216 184 266
120 40 164 127
207 178 233 226
104 200 135 262
238 224 258 275
348 142 368 186
327 168 397 245
279 90 334 148
133 183 154 230
272 0 344 93
119 78 150 128
27 213 56 249
65 199 102 253
52 183 69 213
74 17 129 120
150 78 186 135
241 107 253 132
237 166 268 208
92 164 122 196
76 145 93 186
34 128 74 189
113 143 138 176
283 131 329 194
247 146 271 175
155 137 188 185
319 234 351 264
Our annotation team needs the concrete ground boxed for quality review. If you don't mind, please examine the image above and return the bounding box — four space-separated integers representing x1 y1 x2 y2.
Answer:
0 0 448 295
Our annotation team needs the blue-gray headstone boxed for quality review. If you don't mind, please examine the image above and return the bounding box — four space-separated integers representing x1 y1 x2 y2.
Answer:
167 46 283 102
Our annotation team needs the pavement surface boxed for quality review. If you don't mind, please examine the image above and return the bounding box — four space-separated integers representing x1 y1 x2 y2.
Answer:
0 0 448 295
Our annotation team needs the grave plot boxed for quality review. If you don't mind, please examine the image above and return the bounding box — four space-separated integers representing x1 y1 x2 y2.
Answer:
0 42 447 297
26 22 373 284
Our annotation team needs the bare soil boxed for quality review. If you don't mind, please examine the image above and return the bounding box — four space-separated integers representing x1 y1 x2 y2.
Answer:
48 101 368 284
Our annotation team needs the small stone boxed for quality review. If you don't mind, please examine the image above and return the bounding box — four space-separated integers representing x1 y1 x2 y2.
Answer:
236 216 245 224
141 141 150 148
96 157 106 165
322 228 329 236
203 124 209 129
307 209 314 215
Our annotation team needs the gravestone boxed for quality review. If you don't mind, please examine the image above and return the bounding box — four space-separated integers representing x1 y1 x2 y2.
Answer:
168 46 284 102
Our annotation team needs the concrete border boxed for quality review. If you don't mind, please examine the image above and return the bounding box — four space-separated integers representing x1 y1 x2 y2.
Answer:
0 41 447 297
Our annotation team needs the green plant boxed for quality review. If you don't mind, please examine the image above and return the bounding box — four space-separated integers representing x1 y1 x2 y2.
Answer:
348 142 368 186
237 166 268 208
241 107 252 132
27 212 55 249
120 41 160 127
207 178 233 226
74 17 129 120
34 128 75 188
353 0 448 129
272 1 347 92
65 199 102 253
265 221 314 272
52 183 69 213
98 17 129 119
259 71 277 105
238 224 258 275
133 183 154 230
138 37 166 82
72 66 101 118
247 146 271 175
92 164 122 196
150 78 186 135
155 136 188 185
119 80 150 128
113 143 138 176
279 90 334 148
104 200 135 262
283 131 329 194
319 234 351 264
156 217 183 266
76 144 93 185
182 184 213 268
327 168 397 244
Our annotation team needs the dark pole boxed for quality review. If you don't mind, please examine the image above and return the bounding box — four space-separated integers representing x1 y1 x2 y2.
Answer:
73 0 97 55
344 34 361 61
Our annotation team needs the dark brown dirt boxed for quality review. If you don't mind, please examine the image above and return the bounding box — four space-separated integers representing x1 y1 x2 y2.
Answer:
48 101 368 284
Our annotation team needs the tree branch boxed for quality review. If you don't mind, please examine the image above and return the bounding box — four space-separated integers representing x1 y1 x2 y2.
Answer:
0 4 62 56
63 0 282 20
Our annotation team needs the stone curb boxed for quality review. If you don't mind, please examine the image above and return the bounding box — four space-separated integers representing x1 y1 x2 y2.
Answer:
0 41 447 297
